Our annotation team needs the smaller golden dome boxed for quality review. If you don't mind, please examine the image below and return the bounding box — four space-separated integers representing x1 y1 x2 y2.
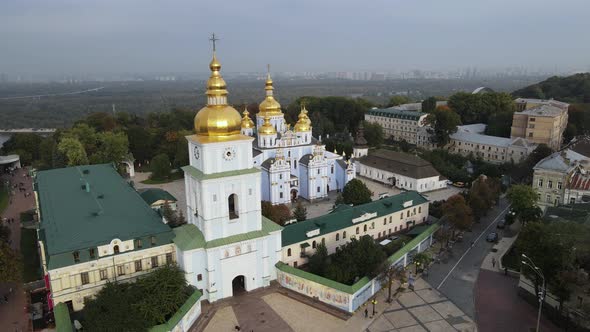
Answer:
206 53 227 96
294 105 312 132
241 109 255 129
259 114 277 135
258 71 283 116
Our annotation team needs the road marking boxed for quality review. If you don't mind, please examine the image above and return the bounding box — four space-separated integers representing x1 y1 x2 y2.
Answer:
436 205 511 290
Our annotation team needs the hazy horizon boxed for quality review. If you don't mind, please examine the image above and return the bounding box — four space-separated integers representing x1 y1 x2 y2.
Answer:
2 0 590 76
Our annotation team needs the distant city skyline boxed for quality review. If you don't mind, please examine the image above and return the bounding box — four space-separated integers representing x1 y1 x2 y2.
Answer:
1 0 589 78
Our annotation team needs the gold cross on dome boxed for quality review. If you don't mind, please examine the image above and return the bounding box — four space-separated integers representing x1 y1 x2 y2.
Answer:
209 33 219 52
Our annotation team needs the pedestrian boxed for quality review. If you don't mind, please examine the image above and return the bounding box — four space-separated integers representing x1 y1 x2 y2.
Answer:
364 308 368 318
492 257 496 268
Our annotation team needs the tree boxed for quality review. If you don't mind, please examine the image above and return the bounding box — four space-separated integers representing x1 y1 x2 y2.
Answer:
92 131 129 164
362 121 384 147
342 179 372 206
421 97 437 113
293 202 307 221
378 263 406 303
57 137 88 166
261 201 292 225
0 242 22 283
387 95 410 107
308 242 329 276
468 176 496 220
525 144 553 167
425 107 461 147
412 252 431 273
150 153 171 180
442 194 473 234
506 185 538 215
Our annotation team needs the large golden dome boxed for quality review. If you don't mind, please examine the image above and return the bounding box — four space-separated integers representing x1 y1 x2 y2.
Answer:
258 72 283 116
194 52 242 136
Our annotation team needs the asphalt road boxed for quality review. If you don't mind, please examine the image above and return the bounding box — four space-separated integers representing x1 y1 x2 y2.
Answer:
423 197 511 319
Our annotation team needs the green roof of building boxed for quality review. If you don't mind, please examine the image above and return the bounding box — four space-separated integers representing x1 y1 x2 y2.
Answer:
181 165 260 181
281 191 428 247
366 108 424 121
36 164 174 269
173 216 282 251
275 261 370 294
138 188 177 206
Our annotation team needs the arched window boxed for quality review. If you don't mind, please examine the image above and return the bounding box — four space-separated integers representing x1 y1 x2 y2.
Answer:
336 233 340 241
113 245 120 254
321 238 325 245
287 248 292 257
356 227 359 235
364 224 367 232
312 240 316 249
228 194 239 219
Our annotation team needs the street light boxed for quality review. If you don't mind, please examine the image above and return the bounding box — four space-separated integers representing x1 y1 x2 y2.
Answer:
522 254 545 332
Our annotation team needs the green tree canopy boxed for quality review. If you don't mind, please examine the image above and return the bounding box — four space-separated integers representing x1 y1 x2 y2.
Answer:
0 242 22 283
425 107 461 147
387 95 410 107
421 97 437 113
150 153 171 180
362 121 384 147
261 201 292 225
342 179 372 206
58 137 89 166
293 202 307 221
442 194 473 232
506 184 538 214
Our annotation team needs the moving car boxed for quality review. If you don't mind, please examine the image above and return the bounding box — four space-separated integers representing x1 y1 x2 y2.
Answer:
486 232 499 242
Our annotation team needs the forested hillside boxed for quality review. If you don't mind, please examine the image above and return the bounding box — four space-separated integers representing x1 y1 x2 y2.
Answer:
512 73 590 103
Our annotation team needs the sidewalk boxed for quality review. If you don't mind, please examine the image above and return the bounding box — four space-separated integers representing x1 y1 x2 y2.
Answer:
0 167 36 332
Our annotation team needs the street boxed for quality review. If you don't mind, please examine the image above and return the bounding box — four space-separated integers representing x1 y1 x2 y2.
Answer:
423 197 511 318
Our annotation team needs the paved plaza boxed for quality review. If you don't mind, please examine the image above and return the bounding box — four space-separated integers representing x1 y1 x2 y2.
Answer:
196 278 476 332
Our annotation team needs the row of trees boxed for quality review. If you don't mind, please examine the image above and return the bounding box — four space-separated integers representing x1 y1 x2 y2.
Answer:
0 223 22 283
447 92 515 137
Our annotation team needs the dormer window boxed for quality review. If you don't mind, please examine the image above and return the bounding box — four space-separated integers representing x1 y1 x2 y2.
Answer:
89 248 95 259
136 239 143 249
73 251 80 263
150 236 156 246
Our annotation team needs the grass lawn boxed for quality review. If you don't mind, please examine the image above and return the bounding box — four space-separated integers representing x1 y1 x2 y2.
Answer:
0 187 8 214
141 171 184 184
21 228 42 282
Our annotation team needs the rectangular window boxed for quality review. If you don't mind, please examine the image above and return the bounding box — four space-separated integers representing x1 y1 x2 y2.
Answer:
557 182 562 190
570 197 576 204
81 272 89 285
117 265 125 276
317 169 320 175
317 186 320 193
293 261 298 268
99 269 108 280
89 248 95 259
418 206 422 213
73 251 80 263
538 178 543 187
150 236 156 246
166 253 173 264
383 218 386 225
279 174 282 180
546 194 551 203
197 274 203 281
548 180 553 189
136 239 142 249
151 256 159 268
135 260 143 272
389 216 392 223
530 117 536 122
529 132 533 138
279 192 283 199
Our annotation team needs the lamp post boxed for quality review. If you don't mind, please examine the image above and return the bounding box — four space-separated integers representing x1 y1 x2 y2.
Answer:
371 299 377 316
522 254 545 332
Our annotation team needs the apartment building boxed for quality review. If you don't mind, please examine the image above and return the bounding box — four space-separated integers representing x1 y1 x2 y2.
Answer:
280 191 429 268
36 164 176 311
365 107 428 144
511 102 569 150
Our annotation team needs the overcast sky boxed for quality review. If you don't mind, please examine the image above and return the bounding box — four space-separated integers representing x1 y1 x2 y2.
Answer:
1 0 589 76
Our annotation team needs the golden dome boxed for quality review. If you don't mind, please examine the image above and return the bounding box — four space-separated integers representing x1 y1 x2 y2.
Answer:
258 72 283 116
241 108 255 129
259 114 277 135
194 52 242 136
294 105 312 132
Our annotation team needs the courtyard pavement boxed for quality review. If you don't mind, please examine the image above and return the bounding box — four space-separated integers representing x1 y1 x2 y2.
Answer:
196 277 476 332
0 167 36 332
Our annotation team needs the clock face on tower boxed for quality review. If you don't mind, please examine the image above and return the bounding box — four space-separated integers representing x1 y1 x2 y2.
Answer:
193 146 200 160
223 147 236 161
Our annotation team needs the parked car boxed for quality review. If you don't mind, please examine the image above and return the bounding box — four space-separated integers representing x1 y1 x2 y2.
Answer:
497 219 506 229
486 232 499 242
452 182 465 188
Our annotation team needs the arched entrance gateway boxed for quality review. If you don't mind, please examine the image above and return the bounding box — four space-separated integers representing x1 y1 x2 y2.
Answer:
232 275 246 295
291 189 298 202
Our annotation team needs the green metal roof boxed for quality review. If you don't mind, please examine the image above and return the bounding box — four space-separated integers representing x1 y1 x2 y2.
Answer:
149 289 202 332
281 191 428 247
275 261 370 294
54 302 73 332
181 165 260 181
139 188 177 206
387 223 439 264
173 216 282 251
36 164 174 269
